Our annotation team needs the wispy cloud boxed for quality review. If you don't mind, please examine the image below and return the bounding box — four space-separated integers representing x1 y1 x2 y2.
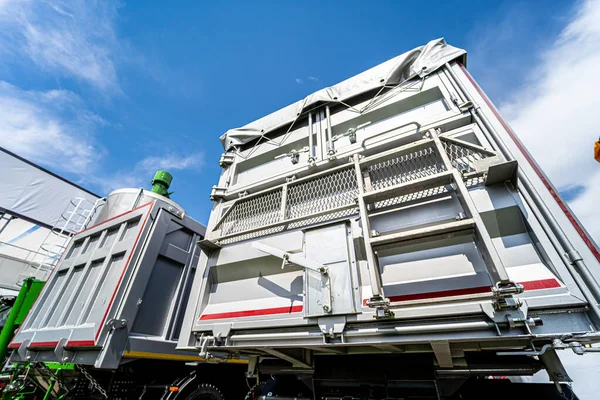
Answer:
295 76 319 85
138 154 204 172
0 0 121 93
0 81 105 174
96 153 204 194
495 0 600 241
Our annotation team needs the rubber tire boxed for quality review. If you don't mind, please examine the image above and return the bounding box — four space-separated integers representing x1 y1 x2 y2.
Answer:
184 383 225 400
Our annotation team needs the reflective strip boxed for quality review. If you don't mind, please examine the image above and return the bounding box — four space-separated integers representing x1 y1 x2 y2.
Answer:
122 350 248 364
199 305 303 321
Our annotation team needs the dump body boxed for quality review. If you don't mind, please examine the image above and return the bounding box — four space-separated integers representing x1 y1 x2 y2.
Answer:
9 189 205 369
179 40 600 379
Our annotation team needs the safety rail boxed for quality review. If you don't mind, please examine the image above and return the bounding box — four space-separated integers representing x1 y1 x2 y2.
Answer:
208 134 501 245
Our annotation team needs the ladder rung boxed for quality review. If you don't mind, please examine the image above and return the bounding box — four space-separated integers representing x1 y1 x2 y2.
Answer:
370 218 475 247
362 171 454 204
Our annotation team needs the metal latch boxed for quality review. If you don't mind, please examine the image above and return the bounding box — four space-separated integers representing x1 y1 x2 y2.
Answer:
332 121 372 145
106 319 127 330
274 146 310 165
253 242 332 313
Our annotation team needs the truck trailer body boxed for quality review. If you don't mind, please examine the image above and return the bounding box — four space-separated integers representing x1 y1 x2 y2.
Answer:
6 188 247 399
176 38 600 398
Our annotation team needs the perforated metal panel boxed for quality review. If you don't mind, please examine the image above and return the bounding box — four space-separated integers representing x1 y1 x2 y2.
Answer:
286 167 358 219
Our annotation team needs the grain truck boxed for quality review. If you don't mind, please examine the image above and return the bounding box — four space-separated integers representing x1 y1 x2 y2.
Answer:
175 38 600 399
4 172 247 399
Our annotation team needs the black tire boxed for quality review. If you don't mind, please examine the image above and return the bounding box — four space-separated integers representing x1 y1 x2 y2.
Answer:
185 383 224 400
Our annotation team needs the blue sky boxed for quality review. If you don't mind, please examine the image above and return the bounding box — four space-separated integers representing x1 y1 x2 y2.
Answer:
0 0 596 234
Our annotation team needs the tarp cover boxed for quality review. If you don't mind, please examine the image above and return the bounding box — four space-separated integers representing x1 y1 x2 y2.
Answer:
1 147 100 230
220 38 466 150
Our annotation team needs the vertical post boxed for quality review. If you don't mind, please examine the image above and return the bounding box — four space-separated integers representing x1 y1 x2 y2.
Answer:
353 155 385 300
308 112 314 161
0 278 32 362
280 184 288 222
326 105 334 157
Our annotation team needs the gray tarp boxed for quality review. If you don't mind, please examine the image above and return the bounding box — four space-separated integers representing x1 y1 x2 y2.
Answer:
1 147 100 230
220 38 466 150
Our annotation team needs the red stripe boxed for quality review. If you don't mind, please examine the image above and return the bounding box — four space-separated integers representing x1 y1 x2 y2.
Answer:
362 278 561 306
8 342 21 349
95 202 154 342
199 305 303 320
386 285 491 304
29 341 59 348
457 62 600 263
66 340 96 348
520 278 561 290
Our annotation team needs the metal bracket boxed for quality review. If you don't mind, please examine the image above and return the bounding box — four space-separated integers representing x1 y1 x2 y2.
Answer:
219 153 235 168
327 148 337 161
332 121 372 144
253 242 332 313
253 242 328 275
274 146 310 165
458 101 474 112
106 319 127 330
210 186 228 201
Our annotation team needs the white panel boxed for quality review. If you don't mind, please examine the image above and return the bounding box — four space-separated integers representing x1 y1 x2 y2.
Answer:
0 148 100 229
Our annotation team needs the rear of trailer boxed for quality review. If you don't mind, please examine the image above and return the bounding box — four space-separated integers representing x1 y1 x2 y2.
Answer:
6 184 247 399
178 39 600 399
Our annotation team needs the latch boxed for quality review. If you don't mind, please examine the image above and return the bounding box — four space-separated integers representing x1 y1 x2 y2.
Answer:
274 146 310 165
492 281 525 311
253 242 332 313
332 121 372 145
106 319 127 330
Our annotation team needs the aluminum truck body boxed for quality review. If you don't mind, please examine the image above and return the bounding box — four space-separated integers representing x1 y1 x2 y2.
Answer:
178 39 600 399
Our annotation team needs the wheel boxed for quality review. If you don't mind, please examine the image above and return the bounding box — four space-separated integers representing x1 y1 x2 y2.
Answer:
184 383 224 400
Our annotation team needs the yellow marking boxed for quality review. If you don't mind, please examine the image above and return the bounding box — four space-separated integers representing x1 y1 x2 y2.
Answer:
122 350 248 364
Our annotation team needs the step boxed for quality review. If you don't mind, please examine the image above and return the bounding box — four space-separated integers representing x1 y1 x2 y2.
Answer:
362 171 454 204
370 218 475 247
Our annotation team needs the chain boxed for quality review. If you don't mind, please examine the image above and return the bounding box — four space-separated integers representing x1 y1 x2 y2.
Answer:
76 364 108 399
35 362 68 392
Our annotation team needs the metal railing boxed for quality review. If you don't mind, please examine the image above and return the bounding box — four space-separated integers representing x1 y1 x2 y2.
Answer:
209 134 499 245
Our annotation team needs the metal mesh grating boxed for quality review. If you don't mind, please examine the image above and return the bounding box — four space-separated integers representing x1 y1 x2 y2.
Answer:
373 186 450 209
286 168 359 219
219 189 283 236
367 146 446 191
442 141 491 174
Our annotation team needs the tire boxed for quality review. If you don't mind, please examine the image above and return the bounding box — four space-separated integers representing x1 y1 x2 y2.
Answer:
184 383 224 400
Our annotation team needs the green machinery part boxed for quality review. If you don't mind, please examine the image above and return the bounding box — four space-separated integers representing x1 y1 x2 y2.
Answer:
151 170 173 198
0 278 44 362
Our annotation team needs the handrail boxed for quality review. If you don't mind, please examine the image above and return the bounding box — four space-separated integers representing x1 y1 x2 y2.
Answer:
360 121 421 147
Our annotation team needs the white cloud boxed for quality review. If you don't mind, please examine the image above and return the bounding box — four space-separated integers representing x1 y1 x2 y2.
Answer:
498 0 600 242
295 76 319 85
0 81 104 174
0 0 121 92
137 154 204 172
94 153 204 194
